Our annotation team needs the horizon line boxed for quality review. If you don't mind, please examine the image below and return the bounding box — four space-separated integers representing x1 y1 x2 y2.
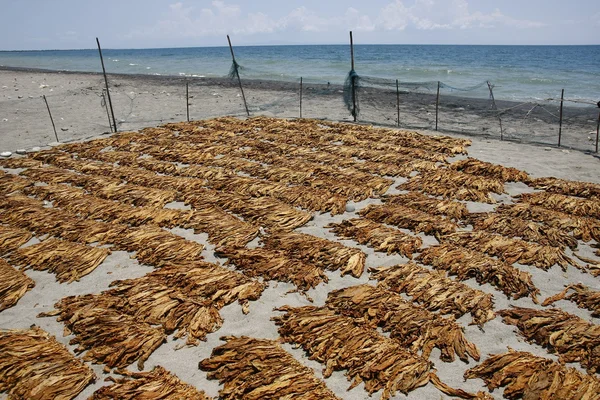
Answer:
1 42 599 52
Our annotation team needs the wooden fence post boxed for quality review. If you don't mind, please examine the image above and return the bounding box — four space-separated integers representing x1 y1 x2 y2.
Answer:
435 81 440 131
350 31 357 122
186 81 190 122
299 77 303 118
396 79 400 127
558 89 564 147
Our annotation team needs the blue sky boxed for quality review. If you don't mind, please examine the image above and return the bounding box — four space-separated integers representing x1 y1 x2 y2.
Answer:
1 0 598 50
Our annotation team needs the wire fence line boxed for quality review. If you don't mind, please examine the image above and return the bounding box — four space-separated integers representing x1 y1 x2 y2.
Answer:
1 65 599 154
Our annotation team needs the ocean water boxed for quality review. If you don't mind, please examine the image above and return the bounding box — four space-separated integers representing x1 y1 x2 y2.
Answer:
1 45 599 104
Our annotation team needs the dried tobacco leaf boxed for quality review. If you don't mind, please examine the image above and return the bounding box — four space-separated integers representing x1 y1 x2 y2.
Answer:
199 336 340 400
0 326 95 400
0 258 34 311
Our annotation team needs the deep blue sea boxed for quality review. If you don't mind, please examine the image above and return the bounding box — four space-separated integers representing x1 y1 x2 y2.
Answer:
1 45 599 104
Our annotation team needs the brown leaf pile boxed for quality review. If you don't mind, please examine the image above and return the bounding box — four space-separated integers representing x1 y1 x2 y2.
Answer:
499 306 600 373
116 226 204 267
398 174 496 203
497 203 600 242
106 278 223 345
0 258 34 311
22 166 177 207
273 305 433 399
210 175 347 215
27 183 259 247
10 238 110 283
186 189 313 231
0 171 33 194
0 326 95 399
359 204 458 236
417 244 539 302
450 158 530 182
326 218 422 257
216 246 327 293
441 231 574 270
325 284 480 362
262 231 366 277
468 212 578 249
520 191 600 219
370 263 496 326
40 294 166 370
199 336 340 400
0 156 43 169
543 283 600 317
142 262 266 312
529 176 600 199
91 366 212 400
464 349 600 399
383 191 469 220
0 225 32 255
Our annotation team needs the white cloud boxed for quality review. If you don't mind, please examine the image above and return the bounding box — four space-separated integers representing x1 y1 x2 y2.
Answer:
127 0 545 42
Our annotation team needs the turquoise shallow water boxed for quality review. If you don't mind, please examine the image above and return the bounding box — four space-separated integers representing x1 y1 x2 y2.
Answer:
0 44 599 103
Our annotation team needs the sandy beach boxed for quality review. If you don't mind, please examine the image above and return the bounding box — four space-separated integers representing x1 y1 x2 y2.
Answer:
1 70 600 400
1 67 599 154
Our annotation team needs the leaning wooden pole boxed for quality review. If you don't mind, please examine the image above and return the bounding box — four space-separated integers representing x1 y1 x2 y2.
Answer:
558 89 564 147
96 37 118 133
396 79 400 127
299 77 303 118
350 31 357 122
435 81 440 131
227 35 250 117
43 95 59 142
101 92 113 132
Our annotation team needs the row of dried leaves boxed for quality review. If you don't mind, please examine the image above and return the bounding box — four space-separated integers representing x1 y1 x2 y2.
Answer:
520 191 600 220
23 165 177 208
10 238 110 283
199 336 340 400
529 176 600 199
185 189 313 231
417 244 540 302
0 195 205 267
398 173 498 203
465 349 600 399
273 305 432 399
0 258 35 311
326 218 423 257
216 246 328 294
543 283 600 317
0 327 95 400
262 231 366 278
325 284 480 362
450 158 530 182
467 212 579 250
382 191 469 220
499 306 600 373
440 231 574 270
26 183 259 247
497 203 600 243
91 366 211 400
0 224 32 256
370 262 496 326
359 204 458 236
